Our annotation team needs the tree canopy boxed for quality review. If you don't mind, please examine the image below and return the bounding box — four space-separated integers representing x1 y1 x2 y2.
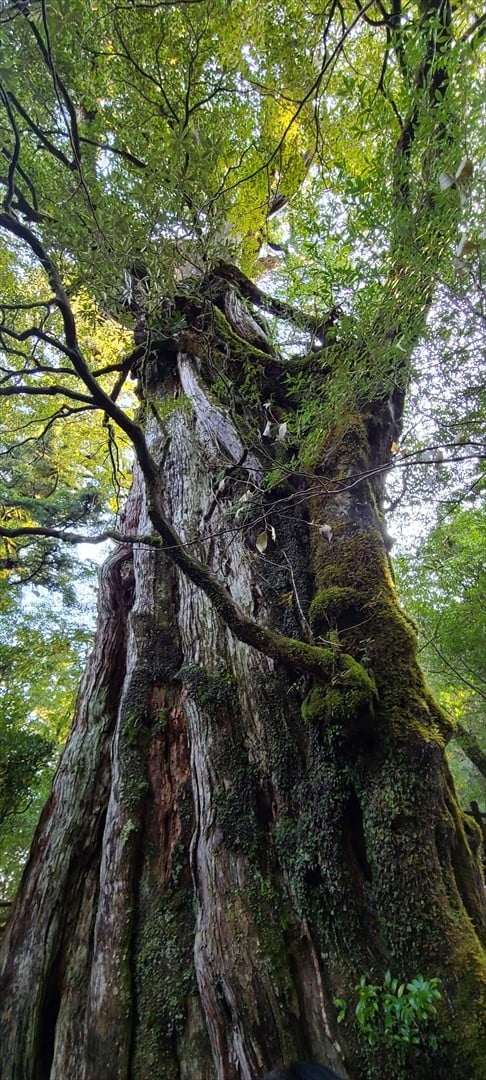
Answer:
0 0 484 596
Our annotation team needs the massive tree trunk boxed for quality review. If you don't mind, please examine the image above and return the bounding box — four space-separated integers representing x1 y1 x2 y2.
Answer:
0 274 485 1080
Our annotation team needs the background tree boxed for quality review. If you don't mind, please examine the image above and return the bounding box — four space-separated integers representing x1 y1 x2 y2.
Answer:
389 267 486 806
0 2 485 1078
397 506 486 796
0 579 96 899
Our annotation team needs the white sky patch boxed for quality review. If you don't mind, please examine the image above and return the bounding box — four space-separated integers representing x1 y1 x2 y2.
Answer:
76 541 112 565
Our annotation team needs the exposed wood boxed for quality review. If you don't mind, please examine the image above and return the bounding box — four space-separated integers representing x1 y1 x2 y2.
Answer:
0 280 484 1079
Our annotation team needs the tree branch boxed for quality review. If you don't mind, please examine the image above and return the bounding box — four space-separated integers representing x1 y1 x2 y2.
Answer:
0 83 21 214
29 0 82 167
78 136 147 169
214 261 339 338
0 384 94 404
392 0 452 206
0 176 50 223
460 11 486 46
454 722 486 780
0 523 158 547
6 91 74 171
1 145 41 212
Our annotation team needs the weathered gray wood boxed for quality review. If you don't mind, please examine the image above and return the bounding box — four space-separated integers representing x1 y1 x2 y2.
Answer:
0 277 484 1080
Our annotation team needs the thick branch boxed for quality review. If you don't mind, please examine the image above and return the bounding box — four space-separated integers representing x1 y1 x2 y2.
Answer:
392 0 452 206
0 524 158 547
214 261 339 338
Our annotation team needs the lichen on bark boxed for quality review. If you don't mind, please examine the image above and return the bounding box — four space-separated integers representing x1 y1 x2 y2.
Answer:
0 273 485 1080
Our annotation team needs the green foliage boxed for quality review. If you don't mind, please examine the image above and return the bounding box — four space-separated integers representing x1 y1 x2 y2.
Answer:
396 504 486 802
0 270 134 591
397 507 486 687
0 585 93 895
0 0 321 290
0 0 483 480
1 0 483 302
0 728 53 829
336 971 442 1066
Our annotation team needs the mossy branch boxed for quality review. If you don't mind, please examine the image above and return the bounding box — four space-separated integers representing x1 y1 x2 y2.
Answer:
214 261 340 340
0 213 373 691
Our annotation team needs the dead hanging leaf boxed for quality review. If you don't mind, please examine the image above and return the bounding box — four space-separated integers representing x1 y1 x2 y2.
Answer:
262 420 272 437
269 524 276 543
276 421 287 442
455 157 473 183
255 530 268 553
234 489 253 518
439 172 455 191
439 158 473 194
456 233 477 258
313 522 333 542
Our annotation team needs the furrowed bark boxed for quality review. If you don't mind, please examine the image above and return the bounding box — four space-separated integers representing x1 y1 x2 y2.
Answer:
0 278 485 1080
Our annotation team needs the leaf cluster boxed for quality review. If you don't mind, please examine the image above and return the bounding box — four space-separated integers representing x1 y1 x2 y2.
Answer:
336 970 442 1067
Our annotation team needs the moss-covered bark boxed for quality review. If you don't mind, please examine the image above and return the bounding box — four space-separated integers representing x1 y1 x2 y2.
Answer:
0 278 484 1080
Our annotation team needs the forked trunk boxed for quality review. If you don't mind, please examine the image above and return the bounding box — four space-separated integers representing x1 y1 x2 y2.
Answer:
1 276 485 1079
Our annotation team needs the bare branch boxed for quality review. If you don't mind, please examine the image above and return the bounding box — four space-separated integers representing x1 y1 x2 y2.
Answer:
0 83 21 214
27 0 82 167
0 322 89 362
78 136 147 169
0 176 50 223
460 11 486 46
0 384 94 404
112 16 180 127
0 299 55 312
1 404 93 445
1 146 41 213
7 91 74 171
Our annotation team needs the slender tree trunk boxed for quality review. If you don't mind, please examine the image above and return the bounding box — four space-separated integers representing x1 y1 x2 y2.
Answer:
0 278 485 1080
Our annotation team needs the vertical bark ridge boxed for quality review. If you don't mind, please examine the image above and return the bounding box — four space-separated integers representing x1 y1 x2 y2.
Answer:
0 544 135 1078
157 365 353 1077
0 281 484 1079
